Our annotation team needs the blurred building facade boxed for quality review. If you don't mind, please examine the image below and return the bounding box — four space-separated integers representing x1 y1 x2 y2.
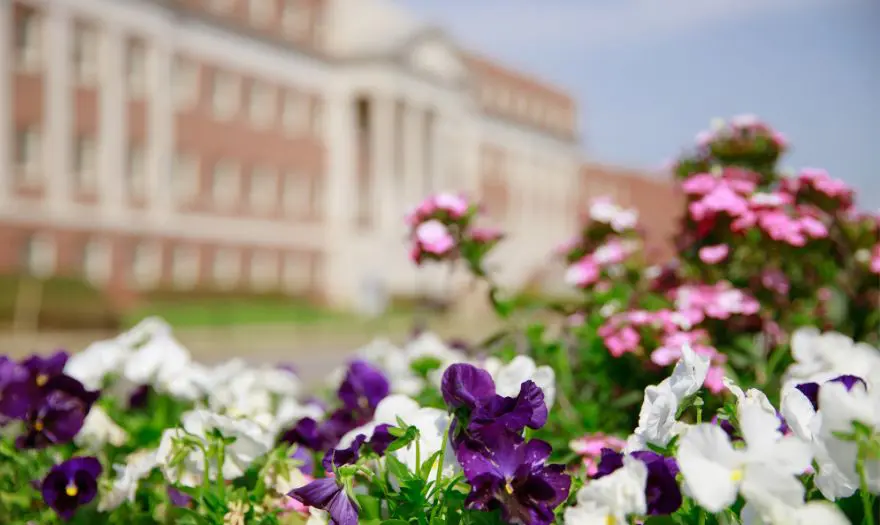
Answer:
0 0 678 308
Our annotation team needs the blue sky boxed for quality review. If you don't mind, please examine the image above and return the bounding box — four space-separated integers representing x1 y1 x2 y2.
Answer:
397 0 880 209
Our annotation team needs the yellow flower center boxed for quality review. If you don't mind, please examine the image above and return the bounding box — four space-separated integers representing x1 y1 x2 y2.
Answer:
504 481 514 495
36 374 48 387
65 484 78 497
34 420 44 432
730 468 743 482
606 516 616 525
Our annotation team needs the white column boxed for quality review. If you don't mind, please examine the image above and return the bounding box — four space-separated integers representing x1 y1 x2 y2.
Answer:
371 94 396 232
147 39 173 221
98 27 125 219
0 0 11 208
430 112 445 192
402 103 423 208
320 87 357 307
44 5 72 215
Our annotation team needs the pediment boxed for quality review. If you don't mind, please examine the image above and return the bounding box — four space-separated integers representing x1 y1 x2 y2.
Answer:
401 30 469 85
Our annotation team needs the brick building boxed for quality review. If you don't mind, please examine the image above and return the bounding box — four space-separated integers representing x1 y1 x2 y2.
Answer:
0 0 679 308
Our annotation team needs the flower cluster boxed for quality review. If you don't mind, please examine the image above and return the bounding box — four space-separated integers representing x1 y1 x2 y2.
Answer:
406 192 503 267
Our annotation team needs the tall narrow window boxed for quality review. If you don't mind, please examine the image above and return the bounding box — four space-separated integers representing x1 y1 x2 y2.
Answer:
73 136 97 191
22 234 55 278
126 40 148 98
72 24 98 86
127 144 147 198
15 127 42 184
15 9 42 72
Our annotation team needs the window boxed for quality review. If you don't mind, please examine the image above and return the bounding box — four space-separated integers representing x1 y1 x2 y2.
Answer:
131 241 161 289
282 92 308 134
127 144 147 197
211 71 240 120
173 57 200 110
249 166 277 211
72 24 98 86
282 0 309 38
249 0 274 26
208 0 235 13
212 160 240 208
82 240 110 285
250 251 278 291
126 41 147 98
172 246 200 289
212 248 240 289
22 234 55 278
73 136 97 191
173 152 200 202
15 127 42 183
310 99 323 136
15 9 42 72
248 81 275 128
283 172 310 214
283 253 310 293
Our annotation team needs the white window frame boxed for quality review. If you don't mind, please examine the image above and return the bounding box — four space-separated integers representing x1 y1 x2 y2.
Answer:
310 98 323 136
72 24 98 86
82 240 110 286
250 250 278 291
249 166 277 211
126 41 148 99
131 241 162 290
22 234 56 279
173 57 200 110
212 248 240 290
127 144 147 198
211 71 240 121
171 246 200 289
212 160 240 209
73 135 97 191
15 10 42 72
15 127 42 184
248 81 276 128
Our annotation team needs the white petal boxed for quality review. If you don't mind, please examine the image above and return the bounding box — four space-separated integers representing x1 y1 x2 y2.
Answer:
780 387 817 441
676 424 741 512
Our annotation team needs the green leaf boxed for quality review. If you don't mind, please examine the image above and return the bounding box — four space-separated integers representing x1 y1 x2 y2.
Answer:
385 453 414 482
419 451 442 479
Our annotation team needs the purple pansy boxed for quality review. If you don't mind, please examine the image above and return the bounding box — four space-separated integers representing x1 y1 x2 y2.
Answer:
455 428 571 525
128 385 152 410
291 445 315 476
167 486 193 507
594 449 682 515
322 435 367 471
289 478 358 525
795 374 867 411
22 351 69 387
711 416 741 442
441 363 496 411
337 360 389 416
366 423 395 456
0 356 32 421
471 380 548 435
283 417 325 450
41 456 102 520
17 375 100 449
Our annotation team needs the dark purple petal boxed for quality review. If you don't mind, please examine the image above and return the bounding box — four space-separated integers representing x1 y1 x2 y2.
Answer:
17 375 98 449
593 448 624 479
367 424 395 456
290 478 358 525
42 456 102 520
337 361 389 415
795 382 820 411
22 351 69 387
322 434 366 471
282 418 323 450
441 363 496 411
631 451 682 515
471 381 547 435
128 385 151 410
830 374 867 392
711 416 742 442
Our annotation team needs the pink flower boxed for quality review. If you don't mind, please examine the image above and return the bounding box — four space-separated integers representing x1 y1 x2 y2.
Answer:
567 312 586 327
797 215 828 239
432 192 469 217
555 236 580 255
694 130 715 148
593 240 626 265
470 226 503 243
871 244 880 275
703 366 726 393
682 173 719 196
570 433 627 476
691 184 749 220
698 244 729 264
799 168 851 198
565 257 600 288
604 326 640 357
771 130 788 148
415 220 455 255
731 114 761 129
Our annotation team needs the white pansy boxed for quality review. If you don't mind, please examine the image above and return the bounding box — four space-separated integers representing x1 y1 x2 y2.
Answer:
491 355 557 409
305 508 329 525
677 402 813 513
741 500 852 525
784 328 880 390
632 384 679 447
75 406 128 451
724 379 779 420
564 456 647 525
156 410 273 487
64 340 132 390
98 449 159 511
662 344 710 400
123 331 193 391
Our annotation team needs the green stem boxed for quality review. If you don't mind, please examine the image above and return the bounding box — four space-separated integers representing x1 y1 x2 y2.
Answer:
857 445 876 525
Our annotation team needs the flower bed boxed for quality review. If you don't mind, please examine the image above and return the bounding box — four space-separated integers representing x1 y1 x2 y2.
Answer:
1 116 878 524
